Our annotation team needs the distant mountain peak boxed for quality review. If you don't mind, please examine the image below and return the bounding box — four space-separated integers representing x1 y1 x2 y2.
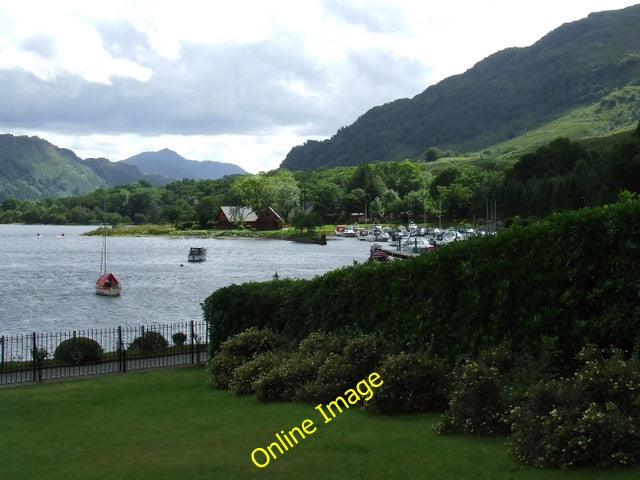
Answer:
121 149 245 180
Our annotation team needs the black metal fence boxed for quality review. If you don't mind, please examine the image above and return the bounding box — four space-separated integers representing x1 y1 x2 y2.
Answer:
0 320 209 385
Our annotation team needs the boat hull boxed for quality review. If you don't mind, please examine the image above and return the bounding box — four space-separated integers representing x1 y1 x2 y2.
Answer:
95 284 122 296
95 272 122 296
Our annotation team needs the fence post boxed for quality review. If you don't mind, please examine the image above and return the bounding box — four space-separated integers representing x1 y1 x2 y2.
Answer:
32 332 37 382
190 321 195 364
118 326 127 373
0 335 4 367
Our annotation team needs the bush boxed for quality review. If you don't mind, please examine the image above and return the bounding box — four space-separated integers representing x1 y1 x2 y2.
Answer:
297 331 347 363
54 337 104 364
229 353 281 396
255 354 318 402
172 332 187 346
436 346 521 435
367 352 449 414
208 351 243 389
207 327 292 390
295 334 386 404
253 331 346 402
508 347 640 468
129 330 169 354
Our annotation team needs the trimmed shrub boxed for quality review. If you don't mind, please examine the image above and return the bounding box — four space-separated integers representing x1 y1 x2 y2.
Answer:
129 330 169 355
508 347 640 468
54 337 104 364
204 200 640 366
367 352 449 414
207 327 292 390
172 331 187 346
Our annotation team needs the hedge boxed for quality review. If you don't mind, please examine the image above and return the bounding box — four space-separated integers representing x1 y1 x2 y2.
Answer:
202 199 640 364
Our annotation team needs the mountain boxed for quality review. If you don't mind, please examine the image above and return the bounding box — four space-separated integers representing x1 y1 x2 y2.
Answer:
281 4 640 171
0 134 109 201
82 157 171 187
121 148 246 179
0 135 246 201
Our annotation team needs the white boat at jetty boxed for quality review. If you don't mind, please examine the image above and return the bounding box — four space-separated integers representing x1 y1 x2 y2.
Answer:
187 247 207 262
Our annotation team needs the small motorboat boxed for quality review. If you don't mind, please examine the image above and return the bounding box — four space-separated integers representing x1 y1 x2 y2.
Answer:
369 243 392 262
188 247 207 262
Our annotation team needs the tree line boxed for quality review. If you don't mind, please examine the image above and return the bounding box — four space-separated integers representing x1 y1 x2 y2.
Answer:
1 123 639 228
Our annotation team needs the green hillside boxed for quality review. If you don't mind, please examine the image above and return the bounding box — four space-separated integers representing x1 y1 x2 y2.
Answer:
0 134 108 201
281 5 640 170
0 135 170 202
486 85 640 160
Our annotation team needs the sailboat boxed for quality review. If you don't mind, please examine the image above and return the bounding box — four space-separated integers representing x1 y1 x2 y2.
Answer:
95 230 122 296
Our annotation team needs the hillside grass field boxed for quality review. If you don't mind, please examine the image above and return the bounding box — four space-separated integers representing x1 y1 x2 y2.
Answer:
1 366 638 480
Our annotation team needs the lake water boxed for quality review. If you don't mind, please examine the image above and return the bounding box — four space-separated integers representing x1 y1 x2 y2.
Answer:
0 225 369 337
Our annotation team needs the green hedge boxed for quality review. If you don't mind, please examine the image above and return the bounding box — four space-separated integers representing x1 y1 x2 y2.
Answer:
202 200 640 363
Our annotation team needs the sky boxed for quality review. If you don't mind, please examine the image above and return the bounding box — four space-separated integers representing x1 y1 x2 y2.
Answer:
0 1 638 173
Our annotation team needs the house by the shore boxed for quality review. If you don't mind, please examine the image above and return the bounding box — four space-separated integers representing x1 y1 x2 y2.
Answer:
213 206 284 230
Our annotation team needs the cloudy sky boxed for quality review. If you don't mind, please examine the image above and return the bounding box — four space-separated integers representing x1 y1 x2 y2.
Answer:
0 1 637 173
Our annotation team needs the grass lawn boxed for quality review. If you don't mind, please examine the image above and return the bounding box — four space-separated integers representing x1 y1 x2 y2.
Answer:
1 366 638 480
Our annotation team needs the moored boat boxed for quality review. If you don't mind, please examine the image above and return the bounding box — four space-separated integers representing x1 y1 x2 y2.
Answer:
369 243 392 262
95 233 121 296
188 247 207 262
95 272 122 296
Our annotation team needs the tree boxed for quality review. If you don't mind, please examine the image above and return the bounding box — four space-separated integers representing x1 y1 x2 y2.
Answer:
348 163 385 199
195 195 221 229
266 170 300 221
162 199 196 227
308 180 344 219
232 175 270 214
290 206 324 233
425 147 441 162
376 160 425 197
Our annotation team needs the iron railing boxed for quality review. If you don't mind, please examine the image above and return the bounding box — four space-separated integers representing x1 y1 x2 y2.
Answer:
0 320 209 385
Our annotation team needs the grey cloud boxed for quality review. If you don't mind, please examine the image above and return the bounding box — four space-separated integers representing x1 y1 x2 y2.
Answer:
0 22 429 142
21 34 57 59
322 0 408 33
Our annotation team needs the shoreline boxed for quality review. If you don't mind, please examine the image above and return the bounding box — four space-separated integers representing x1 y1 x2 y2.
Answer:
83 224 330 244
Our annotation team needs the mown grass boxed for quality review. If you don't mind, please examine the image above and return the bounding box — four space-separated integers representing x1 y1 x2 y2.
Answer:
1 366 638 480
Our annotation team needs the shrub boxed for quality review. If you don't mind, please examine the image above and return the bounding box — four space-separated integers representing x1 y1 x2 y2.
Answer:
508 347 640 468
172 332 187 346
295 334 386 404
367 352 449 414
436 346 521 435
32 347 49 363
253 331 346 402
129 330 169 355
217 326 290 359
229 353 281 395
54 337 104 364
255 354 318 402
297 331 347 363
208 351 243 389
207 327 292 390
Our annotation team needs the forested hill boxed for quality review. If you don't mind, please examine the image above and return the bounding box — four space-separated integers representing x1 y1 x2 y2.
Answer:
0 135 166 201
281 4 640 171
